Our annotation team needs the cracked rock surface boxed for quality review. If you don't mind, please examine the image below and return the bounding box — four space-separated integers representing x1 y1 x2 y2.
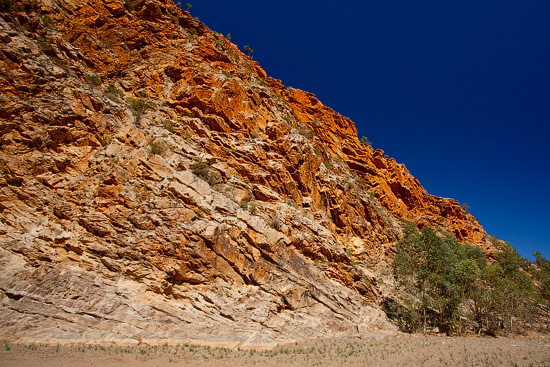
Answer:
0 0 495 345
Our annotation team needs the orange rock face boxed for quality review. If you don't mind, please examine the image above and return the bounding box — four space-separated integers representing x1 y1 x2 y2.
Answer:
0 0 495 345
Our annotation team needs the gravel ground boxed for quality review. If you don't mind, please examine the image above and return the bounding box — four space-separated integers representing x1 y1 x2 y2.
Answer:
1 335 550 367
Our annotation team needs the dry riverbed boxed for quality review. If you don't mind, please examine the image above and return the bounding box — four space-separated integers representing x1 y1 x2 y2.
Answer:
1 335 549 367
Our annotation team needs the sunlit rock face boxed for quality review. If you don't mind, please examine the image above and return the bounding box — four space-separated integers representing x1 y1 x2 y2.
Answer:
0 0 495 345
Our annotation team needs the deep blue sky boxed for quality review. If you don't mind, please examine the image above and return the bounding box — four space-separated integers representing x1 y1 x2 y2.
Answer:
190 1 550 260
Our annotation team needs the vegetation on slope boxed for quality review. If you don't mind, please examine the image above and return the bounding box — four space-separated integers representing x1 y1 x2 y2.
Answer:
387 222 550 335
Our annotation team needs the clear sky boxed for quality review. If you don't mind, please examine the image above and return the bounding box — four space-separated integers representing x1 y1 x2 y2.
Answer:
190 1 550 260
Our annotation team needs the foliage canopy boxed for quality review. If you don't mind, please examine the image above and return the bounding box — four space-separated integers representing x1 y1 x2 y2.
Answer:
389 223 547 335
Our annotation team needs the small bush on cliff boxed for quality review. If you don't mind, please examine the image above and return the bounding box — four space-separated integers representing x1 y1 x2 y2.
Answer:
40 15 56 30
186 28 198 41
227 50 239 62
37 36 57 57
360 136 372 147
243 45 254 58
161 120 176 132
149 142 163 155
128 97 155 113
103 85 124 100
190 160 209 176
85 74 102 86
190 160 219 186
100 136 112 147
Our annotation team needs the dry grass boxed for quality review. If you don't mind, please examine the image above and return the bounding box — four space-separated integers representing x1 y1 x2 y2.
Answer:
1 335 550 367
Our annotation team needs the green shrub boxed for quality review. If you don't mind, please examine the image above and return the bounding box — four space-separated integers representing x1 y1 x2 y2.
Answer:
287 200 299 210
190 160 209 175
85 74 102 86
356 177 367 190
190 160 219 186
382 298 421 333
100 136 112 147
243 45 254 58
228 50 239 62
360 136 372 147
163 121 175 132
103 85 124 100
37 36 57 57
186 27 198 41
50 56 64 65
127 97 155 113
149 142 163 155
40 15 55 30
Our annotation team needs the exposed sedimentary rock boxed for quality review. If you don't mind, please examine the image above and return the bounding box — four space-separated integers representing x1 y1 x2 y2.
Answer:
0 0 495 345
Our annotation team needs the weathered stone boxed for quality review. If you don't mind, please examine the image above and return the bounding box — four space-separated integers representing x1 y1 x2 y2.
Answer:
0 0 497 347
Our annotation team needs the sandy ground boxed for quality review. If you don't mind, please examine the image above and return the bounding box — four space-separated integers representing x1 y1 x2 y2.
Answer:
1 335 550 367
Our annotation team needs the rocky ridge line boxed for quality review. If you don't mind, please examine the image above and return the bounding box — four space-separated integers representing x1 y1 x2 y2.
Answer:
0 0 495 345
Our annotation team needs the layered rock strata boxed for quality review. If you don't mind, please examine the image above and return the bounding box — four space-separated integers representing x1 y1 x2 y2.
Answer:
0 0 494 345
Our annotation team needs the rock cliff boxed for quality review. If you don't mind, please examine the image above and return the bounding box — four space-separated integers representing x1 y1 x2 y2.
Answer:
0 0 495 346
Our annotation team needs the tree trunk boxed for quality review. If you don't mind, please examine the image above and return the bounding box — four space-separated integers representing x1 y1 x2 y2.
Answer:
423 305 426 333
